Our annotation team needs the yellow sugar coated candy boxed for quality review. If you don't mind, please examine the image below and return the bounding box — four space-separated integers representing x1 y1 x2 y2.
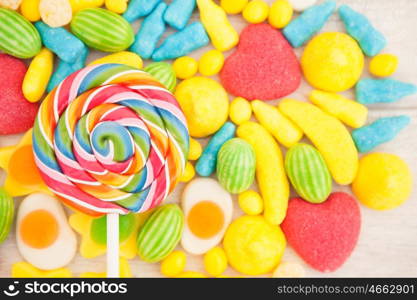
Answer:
230 97 252 125
198 49 224 76
268 0 293 29
220 0 248 14
252 100 302 148
272 261 305 278
23 48 54 103
176 271 207 278
238 190 263 215
188 138 202 160
352 153 412 210
12 262 72 278
309 90 368 128
161 250 187 277
204 247 228 276
21 0 41 21
69 0 104 12
369 53 398 77
89 51 143 69
243 0 269 24
179 161 195 183
173 56 198 79
105 0 127 13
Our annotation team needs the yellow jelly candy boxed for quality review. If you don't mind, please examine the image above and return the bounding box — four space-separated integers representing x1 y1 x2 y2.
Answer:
12 262 72 278
252 100 302 148
223 215 286 275
301 32 364 92
220 0 248 14
272 261 305 278
243 0 269 24
105 0 127 13
268 0 293 29
369 53 398 77
238 190 263 215
352 153 412 210
204 247 228 277
176 271 207 278
188 138 202 160
69 0 104 12
161 250 187 277
23 48 54 103
173 56 198 79
89 51 143 69
175 76 229 138
21 0 41 21
179 162 195 183
198 49 224 76
229 97 251 125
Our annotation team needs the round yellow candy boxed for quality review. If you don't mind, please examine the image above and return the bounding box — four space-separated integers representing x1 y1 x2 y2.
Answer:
175 77 229 138
21 0 41 22
160 250 186 277
223 215 286 275
301 32 364 92
242 0 269 24
173 56 198 79
272 261 305 278
198 50 225 77
238 190 263 215
105 0 127 14
188 138 202 161
179 162 195 183
352 153 412 210
221 0 248 14
268 0 293 29
369 53 398 77
204 247 228 277
229 97 251 125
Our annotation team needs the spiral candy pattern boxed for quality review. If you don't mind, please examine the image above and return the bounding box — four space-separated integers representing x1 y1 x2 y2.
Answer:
32 64 189 215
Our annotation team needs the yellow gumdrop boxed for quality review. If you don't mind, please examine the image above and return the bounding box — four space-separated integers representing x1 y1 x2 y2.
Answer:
21 0 41 21
188 138 202 160
89 51 143 69
352 153 412 210
173 56 198 79
268 0 293 29
179 162 195 183
175 76 229 138
243 0 269 24
176 271 207 278
204 247 228 277
369 53 398 77
238 190 263 215
272 261 305 278
223 215 286 275
301 32 364 92
161 250 187 277
229 97 251 125
70 0 104 12
105 0 127 14
198 50 224 76
220 0 248 14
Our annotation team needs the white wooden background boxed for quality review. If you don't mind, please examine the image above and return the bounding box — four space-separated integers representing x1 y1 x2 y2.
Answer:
0 0 416 277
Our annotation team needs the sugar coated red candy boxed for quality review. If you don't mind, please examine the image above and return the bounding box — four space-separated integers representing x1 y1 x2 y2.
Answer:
0 54 39 135
220 24 301 101
282 192 361 272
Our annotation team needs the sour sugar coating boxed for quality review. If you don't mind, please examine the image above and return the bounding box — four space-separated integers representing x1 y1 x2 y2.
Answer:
352 116 410 153
164 0 196 30
196 122 236 177
283 0 336 48
152 22 209 61
356 78 417 104
339 5 386 57
122 0 161 22
32 64 189 216
130 2 167 59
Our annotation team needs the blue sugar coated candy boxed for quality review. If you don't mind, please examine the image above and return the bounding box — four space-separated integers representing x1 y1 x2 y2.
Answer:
35 22 86 64
339 5 386 57
283 0 336 48
164 0 196 30
130 2 167 59
195 122 236 177
123 0 162 22
356 78 417 104
352 116 410 153
152 22 209 61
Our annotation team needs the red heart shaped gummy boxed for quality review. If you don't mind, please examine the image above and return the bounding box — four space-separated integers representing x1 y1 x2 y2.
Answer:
0 54 39 135
220 24 301 101
282 192 361 272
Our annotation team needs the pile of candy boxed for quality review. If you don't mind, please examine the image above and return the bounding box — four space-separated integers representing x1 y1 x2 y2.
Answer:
0 0 415 278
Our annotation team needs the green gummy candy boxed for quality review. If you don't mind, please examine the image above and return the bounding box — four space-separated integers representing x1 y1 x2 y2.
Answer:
90 213 135 245
144 62 177 92
0 188 14 244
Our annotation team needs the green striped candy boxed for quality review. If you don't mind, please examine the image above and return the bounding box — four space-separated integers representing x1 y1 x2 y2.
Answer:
136 204 183 263
216 138 255 194
0 188 14 244
0 8 41 58
144 62 177 92
71 8 134 52
285 143 332 203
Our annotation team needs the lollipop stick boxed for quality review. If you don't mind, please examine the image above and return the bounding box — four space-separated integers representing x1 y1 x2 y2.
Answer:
107 213 120 277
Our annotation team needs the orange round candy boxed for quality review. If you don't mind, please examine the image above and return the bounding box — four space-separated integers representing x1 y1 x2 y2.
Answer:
187 201 224 239
20 209 59 249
